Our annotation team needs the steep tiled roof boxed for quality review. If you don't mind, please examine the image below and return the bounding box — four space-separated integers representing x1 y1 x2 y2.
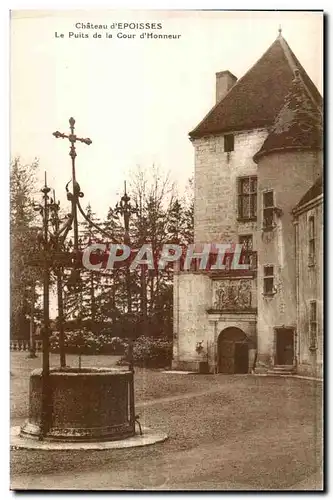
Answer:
253 70 323 162
189 35 322 139
295 176 323 209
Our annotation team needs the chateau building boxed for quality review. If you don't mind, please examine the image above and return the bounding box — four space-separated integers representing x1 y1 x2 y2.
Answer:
172 32 323 377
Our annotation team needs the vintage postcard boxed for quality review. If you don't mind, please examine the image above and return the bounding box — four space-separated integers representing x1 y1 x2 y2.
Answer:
10 9 323 491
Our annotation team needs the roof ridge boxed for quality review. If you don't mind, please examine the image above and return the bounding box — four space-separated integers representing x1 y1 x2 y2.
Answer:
278 36 323 115
253 71 323 163
189 76 237 141
294 175 323 210
277 35 298 72
189 36 284 138
189 34 322 139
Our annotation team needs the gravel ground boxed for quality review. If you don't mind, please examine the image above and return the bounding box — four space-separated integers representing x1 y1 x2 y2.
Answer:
10 352 323 491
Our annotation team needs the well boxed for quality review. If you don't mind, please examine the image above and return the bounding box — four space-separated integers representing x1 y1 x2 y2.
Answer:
20 367 135 442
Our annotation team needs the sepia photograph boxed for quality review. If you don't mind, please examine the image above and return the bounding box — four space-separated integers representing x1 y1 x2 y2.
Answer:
9 9 323 491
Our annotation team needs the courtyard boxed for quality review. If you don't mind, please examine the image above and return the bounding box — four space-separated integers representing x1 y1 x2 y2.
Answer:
10 352 323 491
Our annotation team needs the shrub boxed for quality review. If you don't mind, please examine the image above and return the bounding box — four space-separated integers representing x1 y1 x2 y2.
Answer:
118 336 173 368
49 330 126 355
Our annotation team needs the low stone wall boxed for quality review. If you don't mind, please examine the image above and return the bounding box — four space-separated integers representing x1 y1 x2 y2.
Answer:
10 340 43 352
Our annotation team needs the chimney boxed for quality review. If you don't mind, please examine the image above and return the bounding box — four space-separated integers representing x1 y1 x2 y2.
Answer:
215 70 237 103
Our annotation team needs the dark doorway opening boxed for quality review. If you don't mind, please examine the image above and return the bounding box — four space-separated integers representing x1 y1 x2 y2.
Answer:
275 328 294 365
234 342 249 373
218 340 234 374
217 327 249 374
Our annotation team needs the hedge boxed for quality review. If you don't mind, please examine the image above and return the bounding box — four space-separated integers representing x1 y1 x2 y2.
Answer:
49 330 126 355
118 336 173 368
48 330 173 368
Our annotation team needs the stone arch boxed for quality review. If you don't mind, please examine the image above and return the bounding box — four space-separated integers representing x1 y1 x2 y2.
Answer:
217 327 250 374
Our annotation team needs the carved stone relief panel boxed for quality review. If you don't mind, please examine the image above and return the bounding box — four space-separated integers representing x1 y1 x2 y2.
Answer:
213 279 252 310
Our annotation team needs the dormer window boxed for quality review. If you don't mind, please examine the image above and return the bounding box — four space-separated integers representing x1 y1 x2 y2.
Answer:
224 134 234 152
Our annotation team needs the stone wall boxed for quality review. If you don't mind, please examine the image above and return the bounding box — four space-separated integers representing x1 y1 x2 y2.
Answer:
172 272 212 371
256 150 322 368
193 129 267 244
174 127 323 375
173 129 267 372
172 272 257 372
295 196 323 378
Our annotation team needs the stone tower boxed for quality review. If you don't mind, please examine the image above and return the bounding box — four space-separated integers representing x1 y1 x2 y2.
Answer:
253 69 323 370
172 33 322 375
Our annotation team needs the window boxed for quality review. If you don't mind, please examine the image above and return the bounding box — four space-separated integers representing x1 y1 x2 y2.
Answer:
224 134 234 152
239 235 253 265
239 235 253 251
237 176 257 220
263 265 274 294
225 254 233 271
263 190 274 230
308 216 315 266
309 300 317 349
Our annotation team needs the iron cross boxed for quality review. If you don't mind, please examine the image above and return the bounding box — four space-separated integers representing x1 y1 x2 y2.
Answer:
52 117 92 255
53 117 92 178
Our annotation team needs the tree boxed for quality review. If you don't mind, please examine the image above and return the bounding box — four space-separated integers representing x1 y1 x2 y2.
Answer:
63 203 104 327
103 206 123 242
181 176 194 245
128 165 177 336
10 158 41 339
46 166 195 345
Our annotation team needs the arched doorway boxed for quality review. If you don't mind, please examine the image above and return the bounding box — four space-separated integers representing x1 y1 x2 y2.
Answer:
217 327 249 374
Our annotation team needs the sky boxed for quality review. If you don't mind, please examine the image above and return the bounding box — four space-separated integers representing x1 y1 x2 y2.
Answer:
11 10 323 220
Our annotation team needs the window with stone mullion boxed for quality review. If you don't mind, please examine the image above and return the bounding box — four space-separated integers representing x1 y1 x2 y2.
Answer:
238 176 257 220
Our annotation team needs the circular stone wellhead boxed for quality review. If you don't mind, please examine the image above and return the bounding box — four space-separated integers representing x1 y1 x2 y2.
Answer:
20 368 136 442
